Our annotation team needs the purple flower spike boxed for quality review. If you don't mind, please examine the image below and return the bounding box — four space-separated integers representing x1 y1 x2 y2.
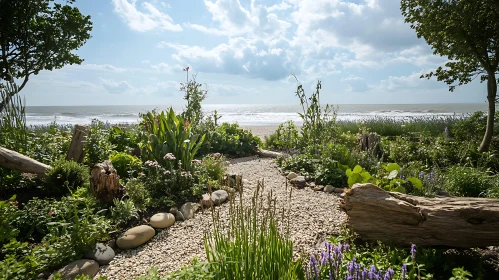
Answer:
402 264 407 279
310 255 319 280
362 267 368 280
410 243 417 260
321 252 327 265
388 268 394 278
369 265 377 279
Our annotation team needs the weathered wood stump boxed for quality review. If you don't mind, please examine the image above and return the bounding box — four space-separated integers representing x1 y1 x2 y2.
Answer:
90 160 123 204
357 133 381 154
0 146 50 178
340 183 499 248
66 125 89 163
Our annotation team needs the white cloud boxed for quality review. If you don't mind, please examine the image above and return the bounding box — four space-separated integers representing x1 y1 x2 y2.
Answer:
185 0 291 39
163 37 299 81
267 1 292 12
151 62 172 73
111 0 182 32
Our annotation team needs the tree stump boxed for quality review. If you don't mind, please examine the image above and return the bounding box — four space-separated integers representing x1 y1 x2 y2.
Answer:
90 160 123 204
340 183 499 248
66 125 89 163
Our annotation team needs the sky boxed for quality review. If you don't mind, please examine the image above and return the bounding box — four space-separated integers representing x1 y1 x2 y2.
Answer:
21 0 489 106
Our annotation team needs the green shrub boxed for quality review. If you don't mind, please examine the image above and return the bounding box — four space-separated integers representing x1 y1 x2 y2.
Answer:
264 120 301 151
197 153 227 183
140 161 201 208
43 160 89 196
109 152 142 180
85 119 115 166
278 153 318 177
125 179 151 211
0 196 20 245
209 123 261 157
315 160 347 187
109 198 139 227
108 125 140 154
444 166 496 197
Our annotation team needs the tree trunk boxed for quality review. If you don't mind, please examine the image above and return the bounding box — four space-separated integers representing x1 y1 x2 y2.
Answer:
90 160 123 204
340 183 499 248
66 125 89 163
478 72 497 152
0 146 50 177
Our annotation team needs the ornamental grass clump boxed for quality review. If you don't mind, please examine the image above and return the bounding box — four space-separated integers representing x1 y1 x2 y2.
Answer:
204 180 304 279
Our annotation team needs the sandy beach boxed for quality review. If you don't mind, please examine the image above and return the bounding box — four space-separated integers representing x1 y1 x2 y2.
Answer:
241 126 279 140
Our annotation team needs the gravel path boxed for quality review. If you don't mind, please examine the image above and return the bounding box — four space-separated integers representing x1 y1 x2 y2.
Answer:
97 157 347 279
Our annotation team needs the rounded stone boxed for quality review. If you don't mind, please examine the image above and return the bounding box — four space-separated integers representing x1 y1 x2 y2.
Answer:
324 185 334 193
180 202 201 220
211 189 228 205
150 213 175 229
286 172 298 180
48 259 99 280
83 243 115 265
116 225 155 249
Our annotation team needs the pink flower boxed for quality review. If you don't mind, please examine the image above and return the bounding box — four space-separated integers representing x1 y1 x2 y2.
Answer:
163 153 176 161
49 211 55 215
192 160 202 164
10 201 19 206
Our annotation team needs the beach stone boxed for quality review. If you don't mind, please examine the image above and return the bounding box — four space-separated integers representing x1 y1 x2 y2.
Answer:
83 243 115 265
211 190 229 205
150 213 175 229
313 185 324 191
333 187 346 194
290 176 306 188
116 225 155 249
324 185 334 193
48 259 98 280
286 172 298 180
201 193 213 207
180 202 200 220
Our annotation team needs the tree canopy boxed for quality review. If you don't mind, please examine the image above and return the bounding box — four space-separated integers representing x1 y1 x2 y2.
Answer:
0 0 92 111
401 0 499 151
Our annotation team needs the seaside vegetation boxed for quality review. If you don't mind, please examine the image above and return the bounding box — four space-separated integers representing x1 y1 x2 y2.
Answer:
1 1 499 279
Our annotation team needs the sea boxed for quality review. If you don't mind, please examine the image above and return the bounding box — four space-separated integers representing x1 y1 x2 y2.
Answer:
24 103 489 127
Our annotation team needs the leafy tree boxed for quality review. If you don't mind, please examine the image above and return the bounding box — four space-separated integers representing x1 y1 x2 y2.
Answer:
401 0 499 151
0 0 92 111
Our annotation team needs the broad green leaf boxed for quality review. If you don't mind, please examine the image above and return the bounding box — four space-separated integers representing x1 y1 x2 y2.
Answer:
346 168 353 177
348 173 360 187
384 163 401 172
408 177 423 190
353 165 363 174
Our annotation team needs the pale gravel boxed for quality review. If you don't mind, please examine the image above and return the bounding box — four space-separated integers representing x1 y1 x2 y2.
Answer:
97 157 347 279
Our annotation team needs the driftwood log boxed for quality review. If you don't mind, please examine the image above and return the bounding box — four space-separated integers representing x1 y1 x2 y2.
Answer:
341 183 499 248
66 125 89 163
0 146 50 177
258 149 284 158
90 160 122 204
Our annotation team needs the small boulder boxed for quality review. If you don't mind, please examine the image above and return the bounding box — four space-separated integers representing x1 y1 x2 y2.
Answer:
48 259 99 280
83 243 115 265
286 172 298 180
333 187 346 194
211 189 229 205
290 176 306 188
180 202 200 220
116 225 155 249
150 213 175 229
324 185 334 193
201 193 213 207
